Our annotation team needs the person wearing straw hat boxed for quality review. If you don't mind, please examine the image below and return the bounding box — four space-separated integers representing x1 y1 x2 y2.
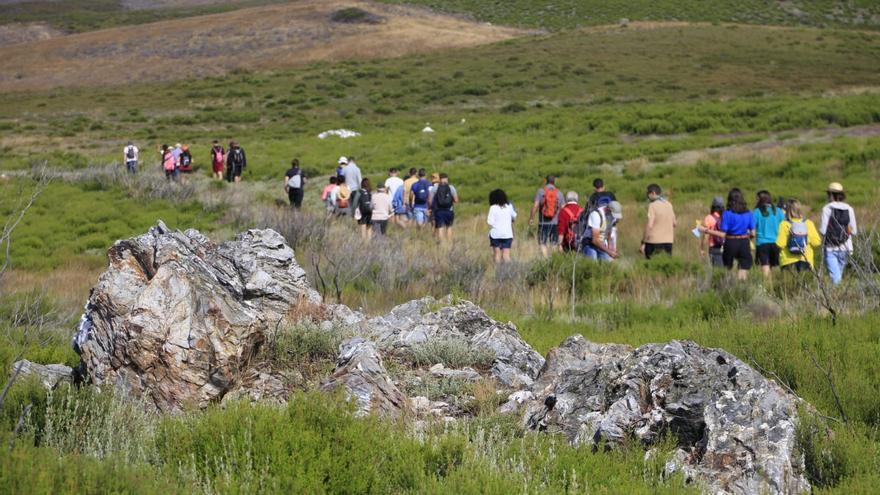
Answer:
819 182 857 284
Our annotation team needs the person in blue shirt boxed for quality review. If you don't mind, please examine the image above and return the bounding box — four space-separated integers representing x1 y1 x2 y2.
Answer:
409 168 433 228
699 188 756 281
753 190 785 278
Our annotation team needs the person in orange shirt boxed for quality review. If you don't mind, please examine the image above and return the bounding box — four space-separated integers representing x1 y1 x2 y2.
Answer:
701 197 725 267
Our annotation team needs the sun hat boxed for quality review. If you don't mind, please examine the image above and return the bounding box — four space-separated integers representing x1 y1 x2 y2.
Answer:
827 182 844 193
175 143 181 148
338 156 348 165
609 201 623 220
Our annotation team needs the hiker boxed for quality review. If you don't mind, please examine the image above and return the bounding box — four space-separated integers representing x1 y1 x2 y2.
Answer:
160 144 176 181
321 176 338 214
700 188 755 280
226 141 247 183
820 182 857 284
557 191 583 252
587 178 616 209
344 157 362 217
399 167 419 226
409 168 432 227
336 156 347 179
607 201 623 254
578 197 618 261
487 189 516 263
284 159 305 209
123 141 138 174
356 178 373 240
528 175 565 257
334 175 351 216
179 145 193 174
700 197 725 267
171 143 183 170
385 167 404 201
776 199 821 273
210 140 225 180
640 183 676 259
753 190 785 277
371 184 394 236
391 180 409 227
430 172 459 242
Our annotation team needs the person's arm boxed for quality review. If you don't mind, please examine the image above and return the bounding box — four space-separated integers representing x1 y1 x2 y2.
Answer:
819 206 830 235
776 221 789 251
283 175 289 193
700 220 709 257
808 220 822 248
241 149 247 169
453 186 459 204
487 206 496 228
849 206 857 236
643 203 655 242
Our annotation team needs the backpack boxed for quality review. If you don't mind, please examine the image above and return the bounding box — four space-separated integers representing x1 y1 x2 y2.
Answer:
163 151 175 171
824 208 851 247
787 220 809 254
576 208 612 247
413 180 430 205
229 148 244 167
540 186 559 219
287 170 302 189
126 146 135 161
435 184 453 209
337 184 351 208
392 185 405 213
181 153 191 166
212 148 224 164
359 190 373 216
561 207 581 249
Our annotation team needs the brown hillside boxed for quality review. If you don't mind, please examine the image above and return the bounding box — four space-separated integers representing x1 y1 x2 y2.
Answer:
0 0 526 91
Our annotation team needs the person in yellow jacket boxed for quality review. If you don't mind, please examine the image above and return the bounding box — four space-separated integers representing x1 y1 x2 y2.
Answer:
775 199 822 272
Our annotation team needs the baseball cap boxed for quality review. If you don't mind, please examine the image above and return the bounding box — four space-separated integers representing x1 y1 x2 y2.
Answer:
609 201 623 220
827 182 844 193
338 156 348 165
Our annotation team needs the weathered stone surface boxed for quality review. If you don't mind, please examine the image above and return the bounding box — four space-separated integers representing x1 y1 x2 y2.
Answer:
368 297 545 388
321 337 408 417
73 221 319 411
11 360 73 389
523 337 809 495
429 363 481 381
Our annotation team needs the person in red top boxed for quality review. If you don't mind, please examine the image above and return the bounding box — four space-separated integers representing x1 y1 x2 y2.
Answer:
700 196 725 267
557 191 584 252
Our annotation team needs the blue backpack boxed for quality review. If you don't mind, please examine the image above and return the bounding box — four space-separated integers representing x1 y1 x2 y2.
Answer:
392 185 406 213
787 219 808 254
413 179 430 206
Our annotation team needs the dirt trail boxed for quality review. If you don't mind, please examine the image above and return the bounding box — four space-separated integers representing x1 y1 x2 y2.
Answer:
0 0 527 91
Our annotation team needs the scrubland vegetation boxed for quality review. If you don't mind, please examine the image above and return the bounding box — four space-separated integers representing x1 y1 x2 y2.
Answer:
0 8 879 495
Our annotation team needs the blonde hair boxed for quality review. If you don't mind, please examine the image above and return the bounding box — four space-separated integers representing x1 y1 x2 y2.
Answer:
786 199 803 220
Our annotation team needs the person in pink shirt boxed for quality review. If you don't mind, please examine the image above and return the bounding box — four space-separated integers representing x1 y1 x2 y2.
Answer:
321 177 337 214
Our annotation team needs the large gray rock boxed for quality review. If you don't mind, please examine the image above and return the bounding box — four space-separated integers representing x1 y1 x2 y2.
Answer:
523 338 809 495
73 221 319 411
367 297 545 388
321 337 408 418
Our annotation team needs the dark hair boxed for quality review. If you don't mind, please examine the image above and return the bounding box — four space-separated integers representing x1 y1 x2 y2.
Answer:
161 144 168 151
755 190 776 217
329 176 337 184
711 203 724 215
593 178 604 189
336 175 345 184
389 167 398 173
361 178 371 192
545 175 556 184
418 168 426 177
727 188 748 213
291 158 300 168
409 167 417 176
212 139 218 144
829 191 846 202
489 189 508 206
647 183 662 195
439 172 448 180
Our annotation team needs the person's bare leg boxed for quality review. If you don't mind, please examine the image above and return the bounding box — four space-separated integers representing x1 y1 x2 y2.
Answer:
502 248 512 263
738 269 749 281
761 265 771 278
493 247 502 264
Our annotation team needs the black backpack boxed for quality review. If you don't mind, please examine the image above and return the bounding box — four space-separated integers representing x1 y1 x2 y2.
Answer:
359 190 373 216
230 149 244 167
824 208 851 247
126 146 135 160
575 208 613 247
435 184 454 209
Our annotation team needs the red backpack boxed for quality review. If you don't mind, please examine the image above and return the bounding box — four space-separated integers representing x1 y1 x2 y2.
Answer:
540 186 558 219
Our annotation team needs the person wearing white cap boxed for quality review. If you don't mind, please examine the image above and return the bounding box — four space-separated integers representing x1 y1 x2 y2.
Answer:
336 156 348 178
820 182 857 284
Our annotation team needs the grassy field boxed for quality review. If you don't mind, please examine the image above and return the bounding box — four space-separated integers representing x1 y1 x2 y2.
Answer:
380 0 880 30
0 9 879 495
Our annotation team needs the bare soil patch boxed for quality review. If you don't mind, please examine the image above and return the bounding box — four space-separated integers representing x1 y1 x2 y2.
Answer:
0 0 526 91
0 22 62 46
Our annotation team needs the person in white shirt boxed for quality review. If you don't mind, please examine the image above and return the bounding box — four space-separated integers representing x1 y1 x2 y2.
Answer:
384 167 404 200
487 188 517 263
122 141 138 174
819 182 858 284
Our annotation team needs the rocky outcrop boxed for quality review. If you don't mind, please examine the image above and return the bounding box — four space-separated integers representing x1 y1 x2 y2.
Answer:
367 297 545 388
321 337 408 418
11 360 73 389
73 221 319 411
523 337 809 495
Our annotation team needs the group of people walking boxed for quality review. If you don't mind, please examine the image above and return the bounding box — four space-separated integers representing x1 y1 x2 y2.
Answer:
121 140 247 183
